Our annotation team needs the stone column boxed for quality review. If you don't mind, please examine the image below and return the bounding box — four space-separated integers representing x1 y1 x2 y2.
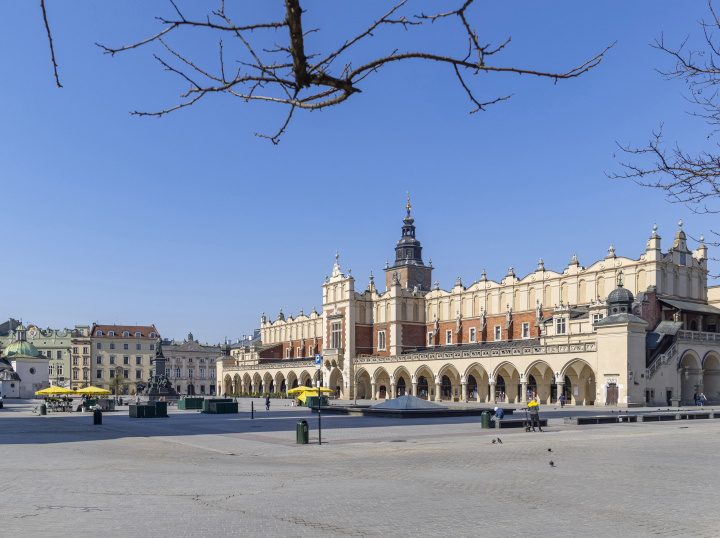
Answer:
489 382 496 404
521 381 528 404
461 382 468 403
371 381 377 400
412 382 418 397
231 381 237 395
435 381 442 402
556 382 564 404
390 383 396 399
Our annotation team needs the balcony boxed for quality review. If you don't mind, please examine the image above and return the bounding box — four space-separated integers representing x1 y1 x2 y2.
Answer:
677 330 720 342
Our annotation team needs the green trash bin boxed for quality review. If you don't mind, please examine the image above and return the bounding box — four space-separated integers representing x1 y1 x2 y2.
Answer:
39 403 47 416
296 419 309 444
481 410 490 429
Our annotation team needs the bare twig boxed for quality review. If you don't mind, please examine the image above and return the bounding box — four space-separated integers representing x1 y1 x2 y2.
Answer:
40 0 61 87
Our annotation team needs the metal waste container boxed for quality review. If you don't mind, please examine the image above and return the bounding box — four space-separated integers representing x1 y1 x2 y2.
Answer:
39 403 47 416
93 409 102 425
481 410 490 429
296 419 309 444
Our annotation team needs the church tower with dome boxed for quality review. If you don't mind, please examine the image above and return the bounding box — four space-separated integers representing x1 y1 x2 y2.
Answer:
384 196 433 291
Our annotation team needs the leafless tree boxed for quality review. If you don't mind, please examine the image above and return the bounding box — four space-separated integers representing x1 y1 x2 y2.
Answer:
612 0 720 252
40 0 61 87
90 0 613 143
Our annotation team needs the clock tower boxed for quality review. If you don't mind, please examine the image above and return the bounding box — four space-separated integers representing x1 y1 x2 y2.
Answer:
384 197 433 291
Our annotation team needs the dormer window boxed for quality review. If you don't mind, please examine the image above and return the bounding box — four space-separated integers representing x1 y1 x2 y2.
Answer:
108 331 115 337
123 331 129 337
150 332 156 338
135 332 141 337
96 331 102 337
556 318 567 335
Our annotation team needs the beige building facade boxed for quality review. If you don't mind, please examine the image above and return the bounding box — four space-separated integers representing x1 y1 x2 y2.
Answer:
219 208 720 407
90 324 159 394
163 333 219 396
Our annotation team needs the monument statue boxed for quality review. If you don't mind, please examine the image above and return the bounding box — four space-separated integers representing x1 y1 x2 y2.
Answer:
156 336 163 357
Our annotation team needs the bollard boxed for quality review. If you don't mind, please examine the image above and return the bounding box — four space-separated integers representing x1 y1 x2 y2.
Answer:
251 401 254 419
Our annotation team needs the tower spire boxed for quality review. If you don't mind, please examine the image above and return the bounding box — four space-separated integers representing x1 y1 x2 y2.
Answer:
406 190 412 217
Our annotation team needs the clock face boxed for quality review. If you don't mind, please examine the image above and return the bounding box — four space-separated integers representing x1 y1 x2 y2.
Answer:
415 270 424 282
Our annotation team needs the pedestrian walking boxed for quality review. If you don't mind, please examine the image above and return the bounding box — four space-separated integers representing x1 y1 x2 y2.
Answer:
700 393 706 407
265 395 271 411
694 392 699 406
559 394 565 408
528 400 543 432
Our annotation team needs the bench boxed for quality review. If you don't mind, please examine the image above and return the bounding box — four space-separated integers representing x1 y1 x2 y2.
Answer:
494 418 547 429
678 412 711 420
640 413 677 422
564 415 638 425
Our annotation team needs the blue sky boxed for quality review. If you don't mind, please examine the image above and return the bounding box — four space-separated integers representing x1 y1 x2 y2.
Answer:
0 1 716 343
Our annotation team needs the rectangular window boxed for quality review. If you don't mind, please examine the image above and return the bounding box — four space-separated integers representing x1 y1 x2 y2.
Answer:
331 322 342 348
200 358 205 363
210 358 215 364
57 365 63 375
96 343 101 349
136 370 142 380
73 371 79 380
200 368 206 378
96 356 102 364
210 368 215 377
296 347 301 357
592 313 604 330
56 350 62 359
83 347 88 354
110 356 115 365
149 344 155 351
97 370 102 379
136 343 141 351
176 368 181 378
46 350 52 358
556 318 567 335
378 330 386 351
189 358 193 363
123 343 129 350
188 368 194 378
123 370 129 379
110 343 115 350
83 357 89 366
123 356 129 365
49 364 54 376
446 330 452 345
285 348 290 358
136 356 142 365
428 332 433 346
73 357 78 366
494 326 501 341
109 370 115 378
83 370 88 380
73 347 79 354
469 328 476 343
522 323 530 338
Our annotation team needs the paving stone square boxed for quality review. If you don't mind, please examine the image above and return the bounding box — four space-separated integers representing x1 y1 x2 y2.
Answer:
1 399 718 537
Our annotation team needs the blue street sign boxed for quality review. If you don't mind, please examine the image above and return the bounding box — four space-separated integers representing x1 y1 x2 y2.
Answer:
315 354 322 369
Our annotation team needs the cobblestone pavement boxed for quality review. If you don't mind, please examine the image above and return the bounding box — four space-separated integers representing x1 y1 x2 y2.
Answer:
2 399 719 537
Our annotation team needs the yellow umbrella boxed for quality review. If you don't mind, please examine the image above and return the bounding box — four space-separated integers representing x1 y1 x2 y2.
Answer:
74 386 112 395
35 386 75 395
287 386 334 395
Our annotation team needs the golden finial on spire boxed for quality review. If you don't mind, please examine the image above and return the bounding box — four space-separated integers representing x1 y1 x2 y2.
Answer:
406 190 412 216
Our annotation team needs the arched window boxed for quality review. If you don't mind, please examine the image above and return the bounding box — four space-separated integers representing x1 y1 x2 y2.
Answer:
96 331 102 337
108 331 114 337
150 332 156 338
123 331 129 337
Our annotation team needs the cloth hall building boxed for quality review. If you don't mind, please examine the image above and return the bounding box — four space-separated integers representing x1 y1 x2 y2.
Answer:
218 203 720 407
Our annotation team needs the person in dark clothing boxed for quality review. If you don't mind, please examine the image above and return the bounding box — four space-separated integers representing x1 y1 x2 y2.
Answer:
694 393 699 406
528 401 543 432
265 395 271 410
492 406 504 424
559 394 565 408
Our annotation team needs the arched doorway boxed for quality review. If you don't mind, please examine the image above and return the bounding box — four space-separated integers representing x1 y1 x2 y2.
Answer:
397 377 406 396
495 375 506 403
467 375 478 400
280 380 286 393
441 375 452 400
292 379 299 389
418 376 429 399
704 354 720 404
187 384 195 396
379 385 387 398
564 375 572 403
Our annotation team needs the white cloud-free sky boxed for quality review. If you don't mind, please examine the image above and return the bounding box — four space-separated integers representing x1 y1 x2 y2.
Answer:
0 1 716 343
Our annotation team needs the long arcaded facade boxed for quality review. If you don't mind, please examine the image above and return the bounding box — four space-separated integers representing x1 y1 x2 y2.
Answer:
218 204 720 407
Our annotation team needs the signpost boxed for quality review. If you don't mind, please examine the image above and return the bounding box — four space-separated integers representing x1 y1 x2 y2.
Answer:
315 354 322 445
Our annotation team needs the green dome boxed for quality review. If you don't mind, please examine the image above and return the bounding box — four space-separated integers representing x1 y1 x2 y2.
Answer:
4 340 39 357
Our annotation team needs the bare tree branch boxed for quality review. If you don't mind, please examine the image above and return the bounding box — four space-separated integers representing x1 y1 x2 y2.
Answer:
40 0 61 88
96 0 614 142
